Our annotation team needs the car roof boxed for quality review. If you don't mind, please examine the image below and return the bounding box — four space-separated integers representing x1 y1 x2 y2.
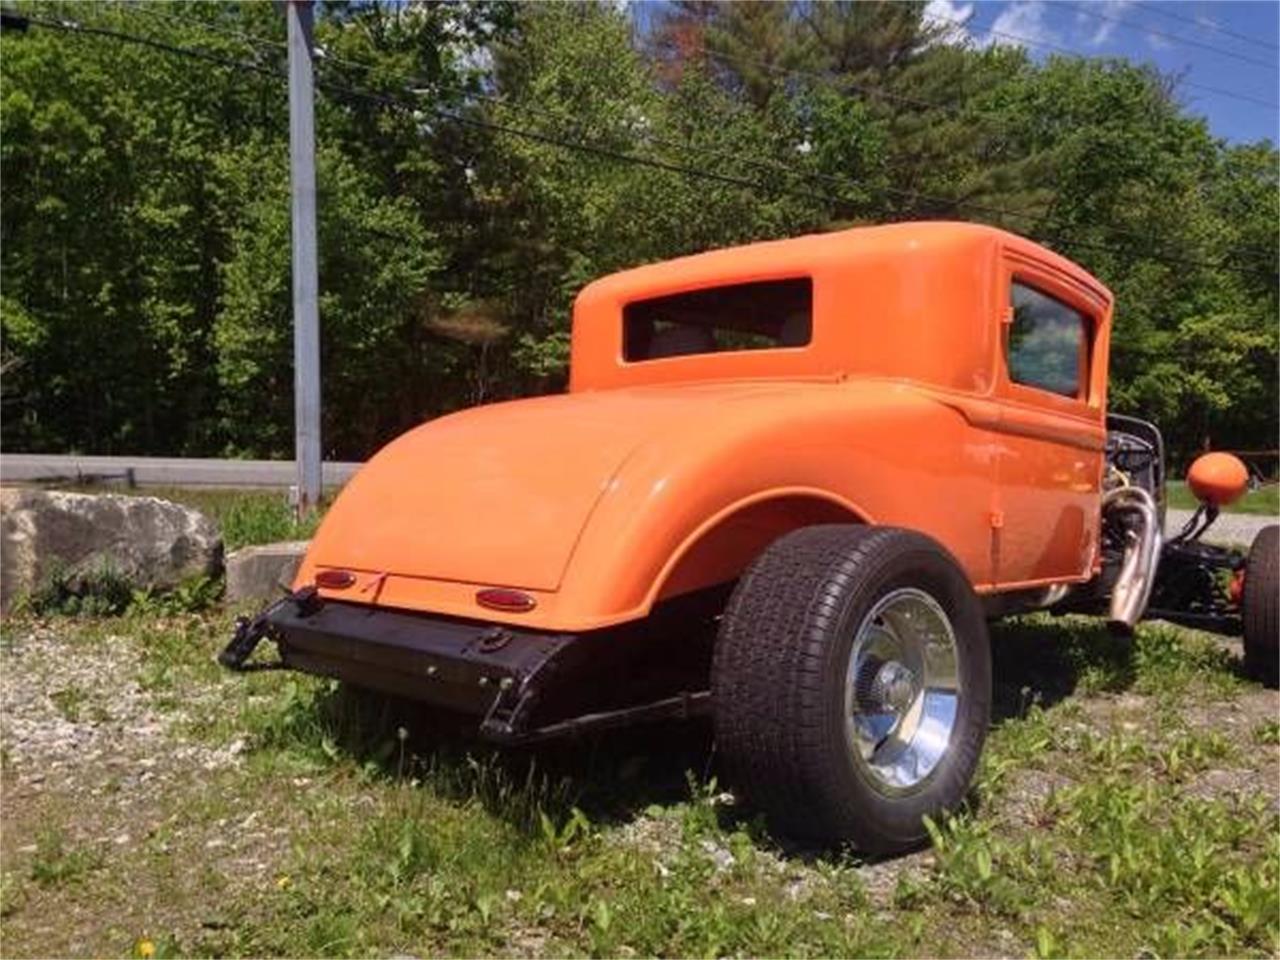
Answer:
578 221 1112 308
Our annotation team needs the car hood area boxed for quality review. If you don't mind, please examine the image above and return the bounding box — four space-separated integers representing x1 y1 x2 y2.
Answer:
303 381 819 594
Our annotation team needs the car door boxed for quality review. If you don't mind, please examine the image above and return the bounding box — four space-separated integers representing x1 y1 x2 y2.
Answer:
992 252 1109 588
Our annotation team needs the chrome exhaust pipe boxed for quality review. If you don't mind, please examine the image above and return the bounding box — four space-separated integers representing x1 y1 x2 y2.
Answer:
1104 486 1162 631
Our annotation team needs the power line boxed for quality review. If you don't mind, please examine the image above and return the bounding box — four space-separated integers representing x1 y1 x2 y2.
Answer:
102 6 1036 217
25 5 1276 272
120 8 1102 238
135 3 989 129
247 18 1262 265
110 13 855 210
4 11 849 204
320 77 869 210
687 45 975 118
313 67 1272 274
128 2 288 57
633 42 1277 262
923 10 1280 109
7 7 1274 276
1068 2 1277 70
1131 1 1279 54
125 0 1280 134
654 16 1277 117
135 0 1280 123
277 31 1276 268
11 8 285 80
138 0 1280 95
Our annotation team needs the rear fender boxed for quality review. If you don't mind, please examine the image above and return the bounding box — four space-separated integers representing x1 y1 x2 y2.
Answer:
559 484 869 627
556 389 990 628
650 490 867 605
554 402 883 625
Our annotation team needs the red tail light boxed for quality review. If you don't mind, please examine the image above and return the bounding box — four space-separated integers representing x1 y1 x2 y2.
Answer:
315 569 356 590
476 588 537 612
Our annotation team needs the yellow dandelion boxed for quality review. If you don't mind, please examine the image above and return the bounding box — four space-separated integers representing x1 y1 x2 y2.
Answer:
276 874 292 890
136 939 156 959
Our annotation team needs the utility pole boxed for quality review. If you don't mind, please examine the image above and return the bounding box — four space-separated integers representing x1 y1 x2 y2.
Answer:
286 0 321 515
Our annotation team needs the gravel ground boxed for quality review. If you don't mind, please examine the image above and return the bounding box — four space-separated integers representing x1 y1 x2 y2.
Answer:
2 611 1277 958
0 622 292 956
0 625 240 790
1165 508 1275 546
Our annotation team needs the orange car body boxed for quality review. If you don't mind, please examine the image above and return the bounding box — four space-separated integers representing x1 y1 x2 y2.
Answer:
296 221 1114 632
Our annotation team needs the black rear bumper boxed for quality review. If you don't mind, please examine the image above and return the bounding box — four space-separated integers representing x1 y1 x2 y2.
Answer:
232 589 717 743
268 596 582 737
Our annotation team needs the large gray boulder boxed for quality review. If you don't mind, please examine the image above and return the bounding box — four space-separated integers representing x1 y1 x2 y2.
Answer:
225 540 309 605
0 487 223 612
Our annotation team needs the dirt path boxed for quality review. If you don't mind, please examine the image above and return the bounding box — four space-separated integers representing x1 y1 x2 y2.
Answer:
1166 508 1275 545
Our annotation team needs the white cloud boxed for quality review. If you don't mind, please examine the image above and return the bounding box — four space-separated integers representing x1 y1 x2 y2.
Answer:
984 1 1058 50
1077 0 1136 48
929 0 1173 60
924 0 977 45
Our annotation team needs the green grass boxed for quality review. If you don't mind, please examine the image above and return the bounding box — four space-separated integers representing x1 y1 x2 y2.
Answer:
28 825 102 889
2 608 1277 958
48 685 90 723
150 487 327 549
18 561 223 618
1166 480 1279 516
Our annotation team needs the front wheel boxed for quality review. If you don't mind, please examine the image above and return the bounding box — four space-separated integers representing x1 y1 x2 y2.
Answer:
712 525 991 854
1242 525 1278 688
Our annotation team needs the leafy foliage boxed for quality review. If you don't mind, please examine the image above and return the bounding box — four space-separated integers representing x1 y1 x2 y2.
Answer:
1 0 1274 463
20 559 222 617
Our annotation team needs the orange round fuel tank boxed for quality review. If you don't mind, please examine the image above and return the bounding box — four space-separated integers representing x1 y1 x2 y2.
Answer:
1186 452 1249 506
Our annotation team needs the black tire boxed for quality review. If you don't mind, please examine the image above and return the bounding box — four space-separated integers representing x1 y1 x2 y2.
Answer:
1242 525 1278 688
712 525 991 854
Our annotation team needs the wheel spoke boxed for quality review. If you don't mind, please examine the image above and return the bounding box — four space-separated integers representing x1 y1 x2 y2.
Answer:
844 588 961 795
852 710 898 758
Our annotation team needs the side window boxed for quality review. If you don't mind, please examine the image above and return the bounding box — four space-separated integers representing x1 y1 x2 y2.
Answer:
1008 281 1090 399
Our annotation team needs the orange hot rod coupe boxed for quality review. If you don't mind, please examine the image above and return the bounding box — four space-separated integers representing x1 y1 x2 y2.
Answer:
223 222 1277 853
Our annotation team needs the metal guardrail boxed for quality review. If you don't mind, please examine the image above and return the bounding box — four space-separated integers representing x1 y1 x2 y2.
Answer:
0 453 361 489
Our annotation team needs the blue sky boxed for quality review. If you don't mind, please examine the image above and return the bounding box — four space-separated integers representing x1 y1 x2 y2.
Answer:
631 1 1278 144
924 1 1279 144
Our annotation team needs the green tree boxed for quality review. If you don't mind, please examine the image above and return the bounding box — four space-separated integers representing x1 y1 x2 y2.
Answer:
0 0 1274 465
702 1 807 111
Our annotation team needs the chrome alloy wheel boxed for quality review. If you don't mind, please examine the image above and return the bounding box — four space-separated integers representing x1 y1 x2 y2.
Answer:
843 587 961 795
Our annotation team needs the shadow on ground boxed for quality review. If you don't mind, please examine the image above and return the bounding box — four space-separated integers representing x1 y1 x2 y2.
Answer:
298 614 1223 842
299 679 717 828
988 615 1134 720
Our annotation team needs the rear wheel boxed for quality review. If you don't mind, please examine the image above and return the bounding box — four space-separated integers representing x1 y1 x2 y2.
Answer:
712 525 991 853
1242 525 1278 688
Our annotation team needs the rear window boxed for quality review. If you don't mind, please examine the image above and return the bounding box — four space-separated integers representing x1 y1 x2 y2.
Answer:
623 278 812 362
